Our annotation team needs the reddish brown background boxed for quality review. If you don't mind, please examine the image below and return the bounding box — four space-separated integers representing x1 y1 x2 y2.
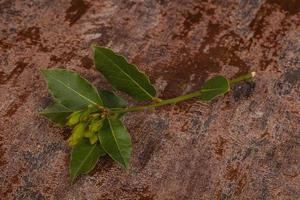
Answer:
0 0 300 199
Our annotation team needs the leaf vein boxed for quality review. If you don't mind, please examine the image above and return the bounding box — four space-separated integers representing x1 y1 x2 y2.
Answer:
72 145 97 179
96 49 154 99
47 74 99 106
107 118 126 166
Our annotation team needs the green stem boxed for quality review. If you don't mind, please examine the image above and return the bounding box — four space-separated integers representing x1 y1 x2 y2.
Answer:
229 72 255 86
111 72 255 114
111 90 204 113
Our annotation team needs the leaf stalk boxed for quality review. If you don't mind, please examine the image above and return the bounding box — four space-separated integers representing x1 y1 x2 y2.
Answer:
111 72 255 114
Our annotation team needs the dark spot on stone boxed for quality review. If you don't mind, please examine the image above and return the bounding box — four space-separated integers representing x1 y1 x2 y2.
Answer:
89 26 112 46
0 0 13 12
17 27 41 45
3 91 31 117
206 8 215 15
50 51 77 64
0 38 12 50
39 96 54 109
152 47 222 98
151 118 169 133
260 131 270 139
13 176 46 200
23 143 67 171
267 0 300 15
50 55 63 63
214 136 227 158
94 155 115 175
177 7 202 39
138 118 168 168
1 167 25 199
202 114 216 133
80 55 93 69
0 61 28 85
250 137 270 148
259 178 269 200
220 193 230 200
65 0 90 26
225 164 240 181
276 81 291 96
260 100 276 130
232 81 255 101
284 68 300 86
0 136 7 167
241 148 252 161
157 0 168 6
120 185 154 200
182 151 212 199
275 69 300 96
234 173 247 196
202 22 220 46
138 136 159 169
61 127 72 140
249 3 271 40
38 44 50 52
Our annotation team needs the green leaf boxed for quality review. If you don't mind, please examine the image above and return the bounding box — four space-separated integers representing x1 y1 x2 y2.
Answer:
98 90 127 108
198 75 230 101
42 69 103 110
98 117 132 169
69 139 105 183
40 102 72 125
93 46 156 101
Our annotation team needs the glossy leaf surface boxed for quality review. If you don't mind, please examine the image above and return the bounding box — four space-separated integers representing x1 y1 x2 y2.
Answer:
98 117 132 169
69 139 105 183
198 75 230 101
42 69 102 110
93 46 156 101
98 90 127 108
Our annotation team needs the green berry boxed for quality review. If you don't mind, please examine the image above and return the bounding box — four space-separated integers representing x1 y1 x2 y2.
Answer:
89 134 98 145
67 123 86 146
89 119 103 133
66 111 82 126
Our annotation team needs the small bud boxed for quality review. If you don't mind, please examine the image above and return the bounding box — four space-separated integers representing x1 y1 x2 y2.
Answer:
153 97 162 103
80 106 99 121
90 113 100 119
83 130 93 138
89 134 98 145
66 111 82 126
89 119 103 133
68 123 86 146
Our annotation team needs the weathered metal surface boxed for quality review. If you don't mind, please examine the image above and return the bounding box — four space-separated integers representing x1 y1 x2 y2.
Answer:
0 0 299 199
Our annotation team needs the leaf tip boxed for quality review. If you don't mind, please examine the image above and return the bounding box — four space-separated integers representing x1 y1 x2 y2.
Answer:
40 69 49 77
69 161 77 184
91 44 100 52
70 175 77 185
125 163 130 170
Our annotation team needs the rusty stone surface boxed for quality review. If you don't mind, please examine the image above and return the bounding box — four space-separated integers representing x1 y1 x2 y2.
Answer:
0 0 300 199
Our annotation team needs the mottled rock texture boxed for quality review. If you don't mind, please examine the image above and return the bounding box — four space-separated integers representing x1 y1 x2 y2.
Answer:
0 0 300 199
